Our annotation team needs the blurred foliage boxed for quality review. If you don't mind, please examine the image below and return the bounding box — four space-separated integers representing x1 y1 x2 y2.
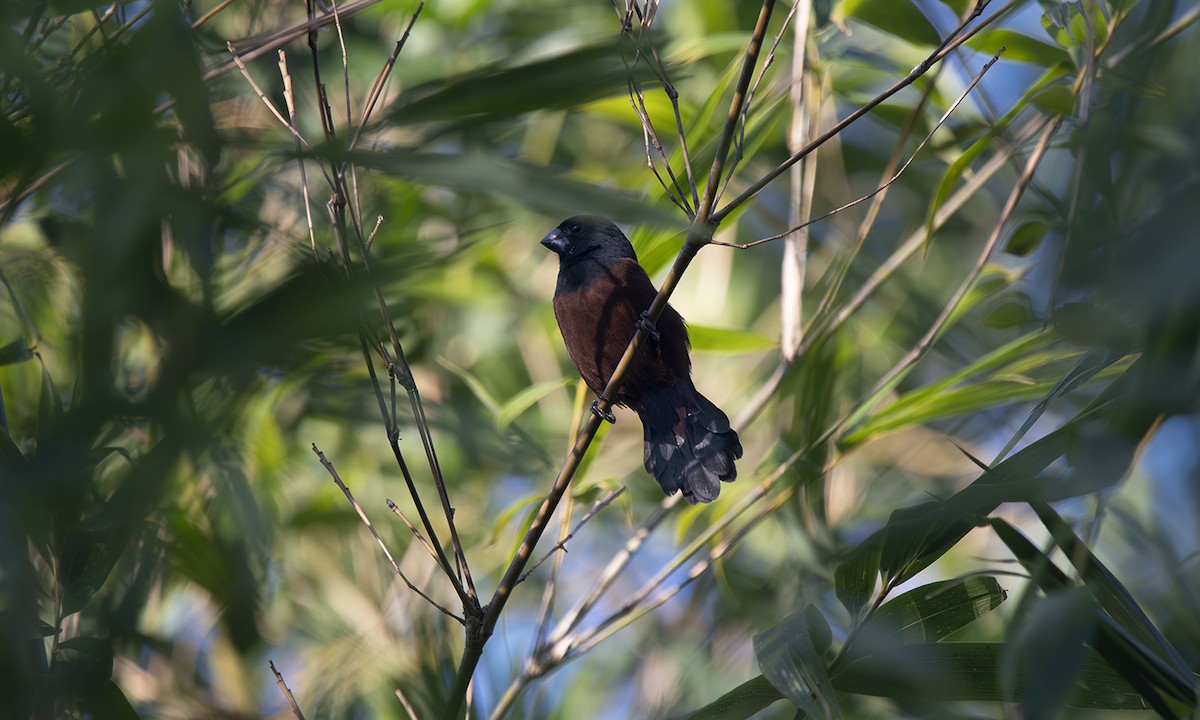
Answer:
1 0 1198 718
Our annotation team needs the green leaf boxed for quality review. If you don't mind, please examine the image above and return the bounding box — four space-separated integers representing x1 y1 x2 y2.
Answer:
687 325 778 354
37 357 64 440
983 300 1032 329
837 0 942 47
835 533 881 617
1053 302 1137 349
967 29 1072 66
834 641 1150 708
1003 588 1094 720
754 609 842 718
0 337 32 366
866 576 1007 645
1006 220 1050 257
1031 84 1076 115
1033 504 1195 682
992 347 1126 462
389 40 656 126
806 604 834 657
839 330 1064 447
495 379 570 429
437 357 501 417
922 63 1071 246
679 675 783 720
60 528 130 615
865 407 1122 589
352 148 677 227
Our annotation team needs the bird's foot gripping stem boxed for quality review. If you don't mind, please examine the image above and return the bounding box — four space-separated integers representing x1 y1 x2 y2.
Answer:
637 311 660 343
591 399 616 424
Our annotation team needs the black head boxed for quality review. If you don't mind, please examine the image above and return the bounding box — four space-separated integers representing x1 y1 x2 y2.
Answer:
541 216 637 267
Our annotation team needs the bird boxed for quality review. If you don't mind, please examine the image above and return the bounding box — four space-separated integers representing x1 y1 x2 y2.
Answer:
541 215 742 504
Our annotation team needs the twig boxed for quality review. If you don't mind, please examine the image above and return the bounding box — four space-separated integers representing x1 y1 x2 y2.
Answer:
568 484 796 659
441 5 782 717
543 495 677 654
395 689 421 720
277 51 321 261
191 0 238 28
837 116 1063 437
225 43 323 159
269 660 307 720
312 443 465 623
711 0 1015 223
350 4 424 154
518 487 626 585
713 48 1006 249
386 497 440 563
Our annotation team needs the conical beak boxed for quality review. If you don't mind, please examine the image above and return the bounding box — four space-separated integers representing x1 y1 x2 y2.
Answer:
541 228 567 255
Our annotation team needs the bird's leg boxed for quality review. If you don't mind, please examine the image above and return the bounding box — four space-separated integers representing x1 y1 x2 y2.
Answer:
590 399 616 424
637 311 661 343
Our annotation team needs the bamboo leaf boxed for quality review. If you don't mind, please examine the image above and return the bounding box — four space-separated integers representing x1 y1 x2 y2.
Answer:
835 641 1150 709
1002 588 1094 719
835 533 882 617
837 0 941 47
687 325 779 354
754 608 842 719
866 576 1007 645
679 675 783 720
495 379 569 429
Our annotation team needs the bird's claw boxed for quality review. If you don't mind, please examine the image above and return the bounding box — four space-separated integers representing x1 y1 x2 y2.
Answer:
591 399 616 424
637 311 661 343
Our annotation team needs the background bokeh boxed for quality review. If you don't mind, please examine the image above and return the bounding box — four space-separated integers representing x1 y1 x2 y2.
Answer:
1 0 1198 717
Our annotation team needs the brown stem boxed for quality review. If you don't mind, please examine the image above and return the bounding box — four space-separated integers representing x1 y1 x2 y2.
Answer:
440 3 780 718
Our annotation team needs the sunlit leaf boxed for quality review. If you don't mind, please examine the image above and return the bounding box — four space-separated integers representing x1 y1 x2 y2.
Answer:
837 0 941 47
967 29 1071 66
687 324 778 354
496 379 570 429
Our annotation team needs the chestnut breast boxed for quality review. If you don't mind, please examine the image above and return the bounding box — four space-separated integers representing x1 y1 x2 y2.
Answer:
552 257 691 406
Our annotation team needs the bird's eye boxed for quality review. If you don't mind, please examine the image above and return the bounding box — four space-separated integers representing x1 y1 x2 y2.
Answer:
569 223 581 233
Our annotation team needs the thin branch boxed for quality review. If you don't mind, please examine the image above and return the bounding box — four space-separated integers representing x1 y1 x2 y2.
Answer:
269 660 307 720
225 44 321 156
191 0 238 28
386 497 440 564
518 487 626 585
632 87 693 217
312 443 465 624
714 47 1006 250
543 495 677 656
277 51 321 261
569 484 796 659
349 4 424 153
712 0 1016 223
395 689 421 720
695 0 777 222
836 116 1063 437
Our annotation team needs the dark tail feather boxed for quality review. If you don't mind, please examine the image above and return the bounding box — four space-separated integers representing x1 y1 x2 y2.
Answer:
636 381 743 504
